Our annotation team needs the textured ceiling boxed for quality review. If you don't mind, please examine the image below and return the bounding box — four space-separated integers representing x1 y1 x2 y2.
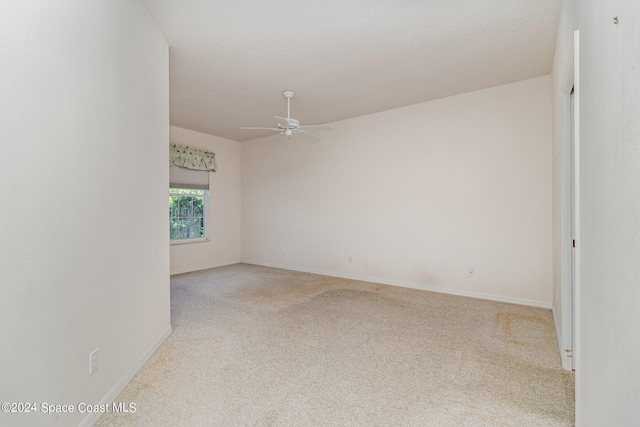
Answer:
142 0 561 142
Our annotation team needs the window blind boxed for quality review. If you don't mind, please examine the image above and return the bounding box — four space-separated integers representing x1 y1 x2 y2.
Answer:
169 165 209 190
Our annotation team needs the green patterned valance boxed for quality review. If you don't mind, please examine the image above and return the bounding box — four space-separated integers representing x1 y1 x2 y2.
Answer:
170 144 216 172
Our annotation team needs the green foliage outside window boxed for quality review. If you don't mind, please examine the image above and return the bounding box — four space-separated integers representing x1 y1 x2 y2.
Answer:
170 189 205 240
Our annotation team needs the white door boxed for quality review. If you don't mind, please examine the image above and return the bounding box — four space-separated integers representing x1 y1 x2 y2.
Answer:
569 87 576 370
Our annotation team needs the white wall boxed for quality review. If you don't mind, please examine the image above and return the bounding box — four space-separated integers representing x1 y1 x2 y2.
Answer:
577 0 640 424
0 2 170 426
170 126 242 274
243 76 553 306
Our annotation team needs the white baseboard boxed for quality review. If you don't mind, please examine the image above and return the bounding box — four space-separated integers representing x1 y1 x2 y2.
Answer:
242 260 552 310
79 325 172 427
170 260 241 276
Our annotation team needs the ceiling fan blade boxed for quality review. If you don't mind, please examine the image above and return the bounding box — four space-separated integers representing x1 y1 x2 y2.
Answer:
298 130 321 142
274 116 299 127
298 124 333 131
240 127 280 130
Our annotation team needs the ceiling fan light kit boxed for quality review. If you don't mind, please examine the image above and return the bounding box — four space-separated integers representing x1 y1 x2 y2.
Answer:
241 90 333 141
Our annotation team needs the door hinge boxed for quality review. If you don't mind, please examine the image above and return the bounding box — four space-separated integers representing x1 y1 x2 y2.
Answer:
573 239 576 248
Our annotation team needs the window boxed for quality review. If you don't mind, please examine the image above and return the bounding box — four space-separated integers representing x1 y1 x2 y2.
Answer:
169 162 210 244
169 188 208 242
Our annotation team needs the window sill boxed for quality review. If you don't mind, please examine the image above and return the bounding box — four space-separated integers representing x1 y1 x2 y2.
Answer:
170 238 210 246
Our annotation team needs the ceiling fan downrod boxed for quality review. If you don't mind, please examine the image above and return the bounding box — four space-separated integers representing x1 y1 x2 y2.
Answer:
282 90 295 120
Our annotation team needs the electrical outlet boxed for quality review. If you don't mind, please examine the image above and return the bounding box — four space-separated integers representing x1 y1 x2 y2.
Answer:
348 256 352 263
468 268 475 277
90 349 99 374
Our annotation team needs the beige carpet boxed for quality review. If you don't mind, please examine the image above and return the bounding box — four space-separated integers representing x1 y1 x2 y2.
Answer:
97 263 574 426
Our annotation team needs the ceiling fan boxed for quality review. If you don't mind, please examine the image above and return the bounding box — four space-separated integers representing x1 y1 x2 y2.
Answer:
241 90 333 141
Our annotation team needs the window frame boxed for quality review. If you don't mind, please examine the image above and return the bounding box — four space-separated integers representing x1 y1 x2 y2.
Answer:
169 188 210 245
